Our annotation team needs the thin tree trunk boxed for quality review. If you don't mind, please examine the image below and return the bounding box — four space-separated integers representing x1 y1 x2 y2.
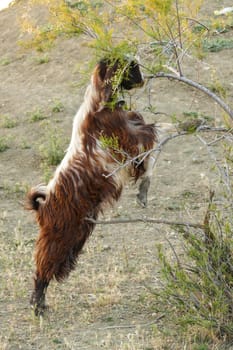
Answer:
148 72 233 120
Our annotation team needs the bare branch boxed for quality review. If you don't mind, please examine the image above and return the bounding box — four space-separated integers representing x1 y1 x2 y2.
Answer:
165 21 183 76
145 72 233 120
97 314 165 330
86 216 205 229
206 129 233 146
175 0 183 50
101 125 231 179
196 134 233 197
184 17 210 31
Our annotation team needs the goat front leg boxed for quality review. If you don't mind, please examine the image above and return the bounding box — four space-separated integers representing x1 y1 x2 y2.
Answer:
137 154 156 208
30 272 49 316
137 176 151 207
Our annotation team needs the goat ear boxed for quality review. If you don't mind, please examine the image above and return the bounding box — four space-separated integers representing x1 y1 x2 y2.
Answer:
93 59 122 103
96 59 119 83
93 59 118 103
92 60 108 92
98 59 108 81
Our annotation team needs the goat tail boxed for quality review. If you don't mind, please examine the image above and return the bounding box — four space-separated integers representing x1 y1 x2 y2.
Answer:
26 185 47 211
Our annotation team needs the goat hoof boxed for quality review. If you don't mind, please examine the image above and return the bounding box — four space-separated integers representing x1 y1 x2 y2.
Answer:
31 303 48 317
136 193 147 208
30 294 48 317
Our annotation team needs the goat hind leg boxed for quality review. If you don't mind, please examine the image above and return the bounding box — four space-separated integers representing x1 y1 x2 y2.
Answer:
30 272 49 316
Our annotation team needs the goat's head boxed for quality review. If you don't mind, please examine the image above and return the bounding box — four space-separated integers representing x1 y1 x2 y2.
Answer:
92 56 144 103
120 58 144 90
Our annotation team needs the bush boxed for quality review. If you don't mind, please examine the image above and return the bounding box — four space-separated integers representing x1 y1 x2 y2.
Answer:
39 127 66 166
156 195 233 344
0 137 9 152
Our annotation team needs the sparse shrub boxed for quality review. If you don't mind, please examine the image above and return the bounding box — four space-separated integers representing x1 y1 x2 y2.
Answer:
208 81 227 99
3 182 29 196
0 137 9 152
40 162 54 183
51 100 65 113
34 55 50 64
0 115 18 128
39 127 66 166
183 111 214 123
155 198 233 344
28 108 47 122
203 37 233 52
20 139 31 149
0 57 10 66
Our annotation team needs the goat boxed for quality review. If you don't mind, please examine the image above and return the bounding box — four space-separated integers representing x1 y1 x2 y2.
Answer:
27 58 156 315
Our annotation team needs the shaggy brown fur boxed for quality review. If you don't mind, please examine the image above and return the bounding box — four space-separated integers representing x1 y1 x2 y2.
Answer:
27 58 156 315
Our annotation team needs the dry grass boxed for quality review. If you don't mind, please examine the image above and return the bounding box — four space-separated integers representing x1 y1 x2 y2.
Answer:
1 200 231 349
1 1 233 349
0 208 165 349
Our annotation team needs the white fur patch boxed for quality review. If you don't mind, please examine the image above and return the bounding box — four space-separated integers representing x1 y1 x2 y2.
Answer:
47 80 100 193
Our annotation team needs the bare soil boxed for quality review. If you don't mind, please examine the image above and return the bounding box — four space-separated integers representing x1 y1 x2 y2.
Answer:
0 1 233 349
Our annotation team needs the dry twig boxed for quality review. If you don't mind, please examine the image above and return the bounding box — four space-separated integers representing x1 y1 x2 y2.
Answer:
146 72 233 119
86 216 204 229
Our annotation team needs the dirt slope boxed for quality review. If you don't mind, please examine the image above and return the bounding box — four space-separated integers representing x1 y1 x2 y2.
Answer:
0 1 233 349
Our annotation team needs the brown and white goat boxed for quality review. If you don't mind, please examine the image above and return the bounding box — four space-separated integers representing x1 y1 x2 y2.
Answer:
27 58 156 315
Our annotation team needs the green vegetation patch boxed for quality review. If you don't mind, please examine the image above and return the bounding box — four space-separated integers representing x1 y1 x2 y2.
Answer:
39 121 68 167
0 57 10 66
0 115 18 128
203 37 233 52
51 100 65 113
155 206 233 343
27 108 48 122
0 137 9 152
